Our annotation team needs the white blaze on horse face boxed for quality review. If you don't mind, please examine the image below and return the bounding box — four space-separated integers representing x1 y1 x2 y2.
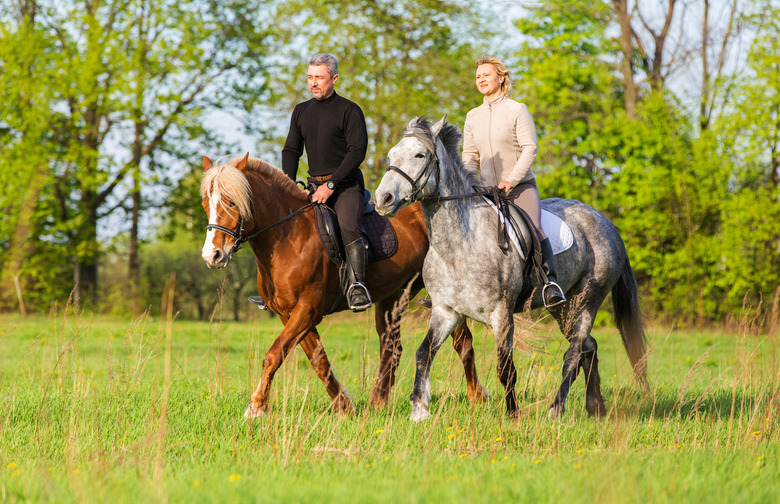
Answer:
201 188 221 265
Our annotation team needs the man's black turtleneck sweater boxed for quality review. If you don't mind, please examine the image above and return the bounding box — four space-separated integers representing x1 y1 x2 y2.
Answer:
282 92 368 187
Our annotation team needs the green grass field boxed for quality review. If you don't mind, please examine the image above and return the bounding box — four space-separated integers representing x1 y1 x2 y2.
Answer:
1 301 777 503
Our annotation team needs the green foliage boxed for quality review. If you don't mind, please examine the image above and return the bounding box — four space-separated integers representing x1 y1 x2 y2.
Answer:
0 0 272 311
1 0 778 325
514 0 780 324
138 228 260 321
516 0 624 208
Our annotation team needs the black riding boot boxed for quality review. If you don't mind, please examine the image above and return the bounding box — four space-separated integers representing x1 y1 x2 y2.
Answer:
345 238 372 311
248 295 268 310
540 237 566 308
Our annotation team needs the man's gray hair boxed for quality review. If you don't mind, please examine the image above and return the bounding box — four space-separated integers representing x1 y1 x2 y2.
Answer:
309 54 338 77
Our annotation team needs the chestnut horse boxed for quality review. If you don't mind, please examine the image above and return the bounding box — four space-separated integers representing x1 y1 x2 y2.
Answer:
200 154 488 418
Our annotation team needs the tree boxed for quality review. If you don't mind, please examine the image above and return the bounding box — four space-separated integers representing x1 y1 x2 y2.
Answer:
515 0 625 210
0 3 69 311
262 0 487 186
0 0 271 312
712 4 780 317
514 0 766 324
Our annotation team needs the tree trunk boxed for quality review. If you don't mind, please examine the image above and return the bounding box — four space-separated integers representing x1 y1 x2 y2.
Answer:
612 0 638 118
0 167 46 312
700 0 711 131
129 177 141 315
78 188 100 307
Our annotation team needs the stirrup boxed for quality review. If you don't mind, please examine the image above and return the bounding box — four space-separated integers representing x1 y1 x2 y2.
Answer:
347 282 372 311
542 282 566 308
248 296 268 310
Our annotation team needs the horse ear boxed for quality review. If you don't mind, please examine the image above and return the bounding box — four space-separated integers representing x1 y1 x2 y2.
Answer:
407 117 420 130
431 114 447 137
235 153 249 171
203 156 213 171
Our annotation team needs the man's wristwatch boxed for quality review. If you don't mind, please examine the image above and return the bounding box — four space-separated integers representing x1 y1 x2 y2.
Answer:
326 181 335 190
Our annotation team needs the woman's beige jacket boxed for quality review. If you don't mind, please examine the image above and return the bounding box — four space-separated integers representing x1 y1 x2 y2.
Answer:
462 94 538 187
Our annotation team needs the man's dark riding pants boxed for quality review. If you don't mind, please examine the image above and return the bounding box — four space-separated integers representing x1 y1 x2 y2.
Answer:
326 183 364 244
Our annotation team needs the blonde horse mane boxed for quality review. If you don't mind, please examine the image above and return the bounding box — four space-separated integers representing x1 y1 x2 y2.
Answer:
200 155 308 220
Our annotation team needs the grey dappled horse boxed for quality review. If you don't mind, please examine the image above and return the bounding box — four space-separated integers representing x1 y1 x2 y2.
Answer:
374 116 648 422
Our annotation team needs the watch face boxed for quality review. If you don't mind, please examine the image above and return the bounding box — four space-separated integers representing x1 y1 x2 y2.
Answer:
327 181 335 189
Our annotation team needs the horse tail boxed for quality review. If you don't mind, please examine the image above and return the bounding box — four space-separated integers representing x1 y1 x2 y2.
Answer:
611 255 649 390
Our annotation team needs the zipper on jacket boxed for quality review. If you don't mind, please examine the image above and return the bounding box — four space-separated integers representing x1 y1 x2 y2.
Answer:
487 101 498 185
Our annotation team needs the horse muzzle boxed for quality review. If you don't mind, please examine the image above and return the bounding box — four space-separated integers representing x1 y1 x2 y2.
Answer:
374 189 404 217
203 247 232 269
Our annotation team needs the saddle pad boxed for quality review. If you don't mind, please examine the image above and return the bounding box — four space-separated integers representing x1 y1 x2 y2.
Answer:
362 206 398 261
315 205 398 265
541 210 574 255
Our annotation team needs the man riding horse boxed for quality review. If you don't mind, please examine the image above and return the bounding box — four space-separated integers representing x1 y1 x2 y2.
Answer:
256 53 372 312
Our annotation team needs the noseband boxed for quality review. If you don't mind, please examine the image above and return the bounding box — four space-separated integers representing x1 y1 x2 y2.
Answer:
206 211 248 257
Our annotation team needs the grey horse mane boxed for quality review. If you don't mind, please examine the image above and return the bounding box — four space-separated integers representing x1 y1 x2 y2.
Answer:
405 117 486 191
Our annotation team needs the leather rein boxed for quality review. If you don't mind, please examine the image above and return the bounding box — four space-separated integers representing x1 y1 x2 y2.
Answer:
206 201 316 257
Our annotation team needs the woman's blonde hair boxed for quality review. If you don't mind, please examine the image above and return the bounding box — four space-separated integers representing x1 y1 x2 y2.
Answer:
475 56 512 96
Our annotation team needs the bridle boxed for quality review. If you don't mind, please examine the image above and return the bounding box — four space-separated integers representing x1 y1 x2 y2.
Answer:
384 133 440 203
206 199 315 259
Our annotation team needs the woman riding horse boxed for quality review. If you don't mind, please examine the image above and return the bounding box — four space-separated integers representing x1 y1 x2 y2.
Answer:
462 56 565 308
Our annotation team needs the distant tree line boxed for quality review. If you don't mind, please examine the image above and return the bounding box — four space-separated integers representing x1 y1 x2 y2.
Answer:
0 0 777 326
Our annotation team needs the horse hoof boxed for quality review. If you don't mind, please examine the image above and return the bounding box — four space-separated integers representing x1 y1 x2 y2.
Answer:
333 397 356 416
468 385 489 403
368 395 388 410
409 405 431 422
244 403 266 419
587 400 607 418
548 404 564 419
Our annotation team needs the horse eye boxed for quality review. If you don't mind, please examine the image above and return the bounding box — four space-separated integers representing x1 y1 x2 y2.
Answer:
415 153 425 159
228 201 236 208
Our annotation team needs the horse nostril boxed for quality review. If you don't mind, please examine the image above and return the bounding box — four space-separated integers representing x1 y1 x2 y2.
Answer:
381 192 394 207
212 250 222 263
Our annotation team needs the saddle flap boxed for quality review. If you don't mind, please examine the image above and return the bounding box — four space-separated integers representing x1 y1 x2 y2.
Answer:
315 205 345 264
501 202 535 260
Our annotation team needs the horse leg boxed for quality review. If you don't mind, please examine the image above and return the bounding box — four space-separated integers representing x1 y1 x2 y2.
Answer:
451 322 489 402
409 306 463 422
489 305 518 418
549 303 602 419
369 297 404 408
244 305 318 419
298 329 355 415
549 340 582 419
580 335 606 417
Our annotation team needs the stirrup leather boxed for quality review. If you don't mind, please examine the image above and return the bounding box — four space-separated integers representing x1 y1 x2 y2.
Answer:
347 282 372 310
542 282 566 308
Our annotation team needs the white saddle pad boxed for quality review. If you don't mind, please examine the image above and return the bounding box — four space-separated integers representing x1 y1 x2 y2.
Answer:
541 209 574 255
